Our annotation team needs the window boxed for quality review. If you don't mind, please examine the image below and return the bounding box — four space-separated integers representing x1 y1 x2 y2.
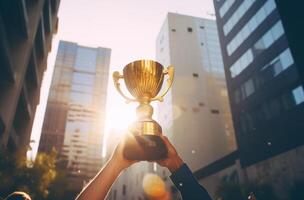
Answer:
239 79 255 100
230 49 253 78
211 109 220 114
72 72 95 86
263 31 274 47
230 21 285 78
70 92 92 104
219 0 235 18
74 47 97 73
187 27 193 32
71 84 93 94
253 21 284 57
292 86 304 105
226 0 277 55
193 73 199 78
272 59 283 77
192 107 200 113
244 79 255 97
261 48 294 78
234 89 241 104
198 102 205 107
235 48 294 103
242 86 303 124
171 28 176 32
280 48 293 70
200 26 205 29
201 42 204 46
123 184 126 196
223 0 256 35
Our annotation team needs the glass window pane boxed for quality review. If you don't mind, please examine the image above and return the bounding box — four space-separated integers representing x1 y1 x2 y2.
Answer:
242 26 250 39
255 9 266 24
271 21 284 40
70 92 92 104
292 86 304 105
264 0 276 15
272 59 283 77
73 72 95 86
244 79 255 97
254 39 266 51
74 47 97 73
71 84 93 94
280 49 294 69
248 19 256 32
263 31 274 48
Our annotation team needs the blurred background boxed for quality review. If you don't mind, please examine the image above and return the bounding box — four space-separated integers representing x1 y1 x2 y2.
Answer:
0 0 304 199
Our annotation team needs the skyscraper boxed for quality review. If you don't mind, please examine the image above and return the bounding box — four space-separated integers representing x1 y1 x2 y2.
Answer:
213 0 304 167
0 0 60 153
211 0 304 197
156 12 236 171
38 40 110 193
156 12 236 198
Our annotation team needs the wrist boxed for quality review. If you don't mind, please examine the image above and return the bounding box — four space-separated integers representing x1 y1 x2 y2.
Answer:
168 155 184 173
109 156 126 173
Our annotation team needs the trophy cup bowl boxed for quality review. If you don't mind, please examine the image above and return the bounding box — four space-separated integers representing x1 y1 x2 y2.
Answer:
113 60 174 160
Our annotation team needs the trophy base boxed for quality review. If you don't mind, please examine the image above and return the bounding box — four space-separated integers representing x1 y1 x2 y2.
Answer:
123 135 168 161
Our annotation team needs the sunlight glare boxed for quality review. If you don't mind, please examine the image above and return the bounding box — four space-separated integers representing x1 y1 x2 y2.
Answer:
107 104 137 133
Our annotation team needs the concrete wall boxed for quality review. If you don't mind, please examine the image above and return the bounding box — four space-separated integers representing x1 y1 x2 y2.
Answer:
156 13 236 172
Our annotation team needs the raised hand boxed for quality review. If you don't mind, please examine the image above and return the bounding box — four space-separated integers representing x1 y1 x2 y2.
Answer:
156 135 184 173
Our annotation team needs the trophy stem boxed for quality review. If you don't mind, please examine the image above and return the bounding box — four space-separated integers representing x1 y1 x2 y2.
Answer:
136 102 153 120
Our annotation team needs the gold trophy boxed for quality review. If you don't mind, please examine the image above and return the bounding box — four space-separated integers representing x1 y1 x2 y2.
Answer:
113 60 174 160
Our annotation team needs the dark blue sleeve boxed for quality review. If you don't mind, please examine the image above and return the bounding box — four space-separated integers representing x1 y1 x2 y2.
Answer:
170 164 212 200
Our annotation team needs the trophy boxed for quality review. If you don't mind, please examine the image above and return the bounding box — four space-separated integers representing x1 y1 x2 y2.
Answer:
113 60 174 160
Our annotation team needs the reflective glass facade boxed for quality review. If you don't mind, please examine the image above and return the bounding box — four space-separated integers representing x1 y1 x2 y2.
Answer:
214 0 304 166
38 41 111 190
226 0 276 55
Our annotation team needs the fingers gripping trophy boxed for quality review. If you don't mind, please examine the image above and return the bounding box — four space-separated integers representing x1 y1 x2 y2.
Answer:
113 60 174 160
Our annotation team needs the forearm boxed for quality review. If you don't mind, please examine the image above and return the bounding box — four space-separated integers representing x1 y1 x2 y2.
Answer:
76 158 123 200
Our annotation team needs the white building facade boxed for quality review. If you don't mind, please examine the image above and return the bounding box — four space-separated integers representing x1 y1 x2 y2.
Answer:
156 13 237 197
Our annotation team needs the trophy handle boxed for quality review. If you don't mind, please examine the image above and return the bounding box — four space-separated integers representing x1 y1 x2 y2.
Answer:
151 65 174 102
113 71 137 103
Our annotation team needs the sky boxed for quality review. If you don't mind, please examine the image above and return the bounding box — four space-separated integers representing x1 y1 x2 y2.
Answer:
29 0 215 158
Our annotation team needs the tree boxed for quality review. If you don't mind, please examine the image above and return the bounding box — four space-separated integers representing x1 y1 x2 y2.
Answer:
0 149 66 200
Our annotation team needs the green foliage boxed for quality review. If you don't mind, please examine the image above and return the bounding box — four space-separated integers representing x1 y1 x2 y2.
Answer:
0 149 67 200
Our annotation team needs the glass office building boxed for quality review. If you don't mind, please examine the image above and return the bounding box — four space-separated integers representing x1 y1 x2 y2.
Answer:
213 0 304 167
38 40 110 192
